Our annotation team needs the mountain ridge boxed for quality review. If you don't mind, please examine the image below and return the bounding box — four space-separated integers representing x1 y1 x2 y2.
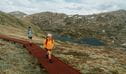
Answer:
23 9 126 47
9 11 27 18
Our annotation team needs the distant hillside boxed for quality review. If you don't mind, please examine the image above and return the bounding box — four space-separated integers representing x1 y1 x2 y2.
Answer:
24 12 67 30
24 10 126 47
0 11 27 27
9 11 27 18
2 10 125 47
24 12 96 38
0 11 42 37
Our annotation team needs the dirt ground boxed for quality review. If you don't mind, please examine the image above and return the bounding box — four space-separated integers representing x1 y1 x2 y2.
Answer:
0 39 47 74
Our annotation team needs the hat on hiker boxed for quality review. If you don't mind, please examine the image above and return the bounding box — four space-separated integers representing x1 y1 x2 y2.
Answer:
47 34 52 37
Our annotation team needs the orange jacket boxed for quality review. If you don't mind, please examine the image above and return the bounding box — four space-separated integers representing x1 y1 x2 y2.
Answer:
44 38 54 49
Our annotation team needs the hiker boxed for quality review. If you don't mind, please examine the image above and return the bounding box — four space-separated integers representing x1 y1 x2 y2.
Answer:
27 26 32 43
43 34 54 63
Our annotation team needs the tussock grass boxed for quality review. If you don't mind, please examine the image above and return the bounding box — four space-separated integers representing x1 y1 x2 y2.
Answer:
0 39 47 74
53 42 126 74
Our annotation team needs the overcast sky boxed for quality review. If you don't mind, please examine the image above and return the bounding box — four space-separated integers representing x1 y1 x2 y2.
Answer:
0 0 126 15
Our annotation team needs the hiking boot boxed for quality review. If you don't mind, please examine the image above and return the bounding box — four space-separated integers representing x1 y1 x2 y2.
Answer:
46 54 48 58
49 59 53 63
29 43 32 46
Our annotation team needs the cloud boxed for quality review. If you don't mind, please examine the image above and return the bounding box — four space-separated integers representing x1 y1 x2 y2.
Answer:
0 0 126 15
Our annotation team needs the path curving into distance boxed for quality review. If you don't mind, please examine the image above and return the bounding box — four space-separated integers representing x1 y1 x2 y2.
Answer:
0 34 81 74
